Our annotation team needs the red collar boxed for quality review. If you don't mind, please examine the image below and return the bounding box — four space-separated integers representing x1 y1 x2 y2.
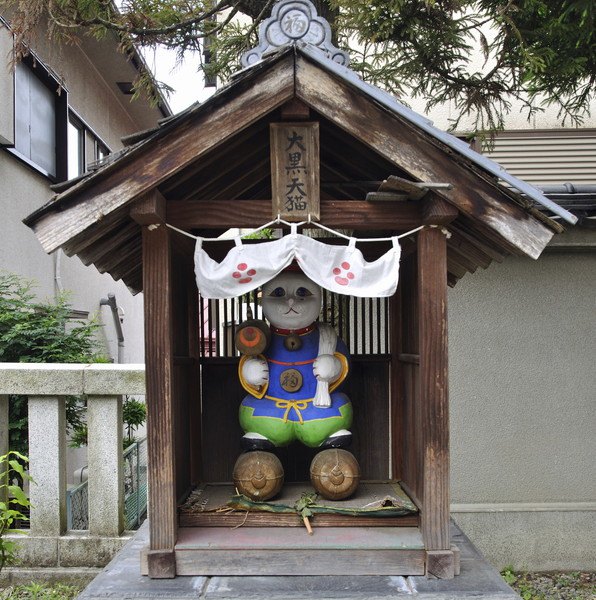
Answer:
272 324 315 336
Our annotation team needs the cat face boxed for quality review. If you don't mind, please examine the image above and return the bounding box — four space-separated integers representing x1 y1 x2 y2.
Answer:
261 272 322 330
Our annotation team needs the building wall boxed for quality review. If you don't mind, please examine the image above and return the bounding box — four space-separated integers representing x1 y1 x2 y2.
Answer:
0 152 145 364
448 233 596 570
31 40 140 153
483 130 596 187
407 45 596 571
0 20 158 482
0 21 151 365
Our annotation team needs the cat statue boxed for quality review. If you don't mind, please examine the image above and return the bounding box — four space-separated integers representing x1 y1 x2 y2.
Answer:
233 268 360 501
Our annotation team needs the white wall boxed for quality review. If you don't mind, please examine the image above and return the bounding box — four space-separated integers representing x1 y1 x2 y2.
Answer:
0 21 150 364
409 94 596 133
0 152 145 364
448 236 596 569
0 21 155 484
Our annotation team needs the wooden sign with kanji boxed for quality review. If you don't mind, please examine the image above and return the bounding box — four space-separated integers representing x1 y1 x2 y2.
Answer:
270 122 320 221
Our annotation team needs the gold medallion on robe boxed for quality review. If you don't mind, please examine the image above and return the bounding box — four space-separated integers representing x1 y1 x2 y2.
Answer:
280 368 303 393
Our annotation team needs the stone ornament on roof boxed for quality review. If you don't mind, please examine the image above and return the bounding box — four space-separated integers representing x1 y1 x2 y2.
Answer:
241 0 350 68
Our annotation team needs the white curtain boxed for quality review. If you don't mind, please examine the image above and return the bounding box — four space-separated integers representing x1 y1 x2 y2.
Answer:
194 232 401 299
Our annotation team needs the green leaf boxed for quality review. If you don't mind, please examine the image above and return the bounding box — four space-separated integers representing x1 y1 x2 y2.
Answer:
294 491 317 519
8 460 26 479
7 485 29 507
1 539 17 553
0 272 105 454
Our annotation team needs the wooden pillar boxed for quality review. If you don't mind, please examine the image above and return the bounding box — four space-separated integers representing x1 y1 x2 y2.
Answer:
133 191 177 578
391 252 423 506
417 226 451 566
389 290 402 481
187 278 202 485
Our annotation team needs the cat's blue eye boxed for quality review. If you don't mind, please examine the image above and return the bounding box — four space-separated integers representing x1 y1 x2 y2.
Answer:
270 287 285 297
296 287 312 297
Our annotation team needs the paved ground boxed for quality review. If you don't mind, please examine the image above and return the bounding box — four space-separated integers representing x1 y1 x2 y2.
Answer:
77 522 519 600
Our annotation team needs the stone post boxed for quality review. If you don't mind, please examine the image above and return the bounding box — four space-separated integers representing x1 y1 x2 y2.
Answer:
28 396 67 536
87 395 124 536
0 395 8 505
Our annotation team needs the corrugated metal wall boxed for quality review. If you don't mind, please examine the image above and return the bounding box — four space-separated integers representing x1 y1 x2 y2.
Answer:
484 131 596 185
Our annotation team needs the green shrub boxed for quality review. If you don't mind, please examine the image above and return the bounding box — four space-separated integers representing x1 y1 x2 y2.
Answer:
0 451 32 574
0 272 106 454
68 396 147 450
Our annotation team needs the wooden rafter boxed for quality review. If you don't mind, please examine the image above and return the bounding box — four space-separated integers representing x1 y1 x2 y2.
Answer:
294 55 555 258
28 54 296 254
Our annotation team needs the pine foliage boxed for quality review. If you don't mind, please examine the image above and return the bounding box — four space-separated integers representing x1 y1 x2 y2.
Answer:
0 272 106 454
1 0 593 132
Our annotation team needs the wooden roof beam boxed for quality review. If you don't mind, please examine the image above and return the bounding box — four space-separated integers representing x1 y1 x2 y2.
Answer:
178 143 269 202
205 157 270 202
62 208 128 257
320 163 364 201
295 54 555 258
422 196 458 225
77 222 138 267
447 245 479 274
368 176 453 202
447 256 469 280
28 54 296 254
321 124 399 178
448 222 507 263
280 98 310 120
159 120 269 197
167 199 424 231
130 190 167 226
109 247 142 286
94 236 141 275
447 230 493 270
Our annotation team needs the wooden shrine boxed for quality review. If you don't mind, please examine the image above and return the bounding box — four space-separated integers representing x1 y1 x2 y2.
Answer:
24 0 574 582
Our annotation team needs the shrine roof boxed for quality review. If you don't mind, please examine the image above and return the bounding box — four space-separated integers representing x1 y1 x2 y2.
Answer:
32 43 574 224
23 43 578 293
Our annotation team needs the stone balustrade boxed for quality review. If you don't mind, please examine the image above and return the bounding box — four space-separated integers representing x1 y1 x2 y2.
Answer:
0 363 145 568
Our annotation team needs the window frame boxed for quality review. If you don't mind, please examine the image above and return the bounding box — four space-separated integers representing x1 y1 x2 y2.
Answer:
68 106 111 174
7 53 68 182
67 111 86 180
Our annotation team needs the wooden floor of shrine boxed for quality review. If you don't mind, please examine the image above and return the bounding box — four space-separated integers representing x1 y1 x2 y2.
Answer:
156 481 428 576
171 526 426 576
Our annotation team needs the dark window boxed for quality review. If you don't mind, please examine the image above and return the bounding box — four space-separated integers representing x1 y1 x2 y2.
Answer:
12 57 67 180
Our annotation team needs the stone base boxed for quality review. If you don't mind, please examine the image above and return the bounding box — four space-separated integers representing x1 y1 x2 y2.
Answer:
78 521 520 600
452 506 596 571
5 532 132 568
0 567 100 588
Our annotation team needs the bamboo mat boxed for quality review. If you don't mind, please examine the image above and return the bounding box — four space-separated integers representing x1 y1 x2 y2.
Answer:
179 481 418 527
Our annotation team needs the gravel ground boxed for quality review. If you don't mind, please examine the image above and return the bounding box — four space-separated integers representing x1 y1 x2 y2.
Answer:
502 569 595 600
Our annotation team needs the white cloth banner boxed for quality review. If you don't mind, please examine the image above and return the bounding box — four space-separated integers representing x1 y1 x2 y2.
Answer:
194 232 401 299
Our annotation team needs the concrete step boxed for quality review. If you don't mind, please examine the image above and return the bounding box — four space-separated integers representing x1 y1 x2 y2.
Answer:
77 521 520 600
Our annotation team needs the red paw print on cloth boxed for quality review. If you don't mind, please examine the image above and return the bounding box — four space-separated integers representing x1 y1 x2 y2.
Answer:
232 263 257 284
333 262 355 286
